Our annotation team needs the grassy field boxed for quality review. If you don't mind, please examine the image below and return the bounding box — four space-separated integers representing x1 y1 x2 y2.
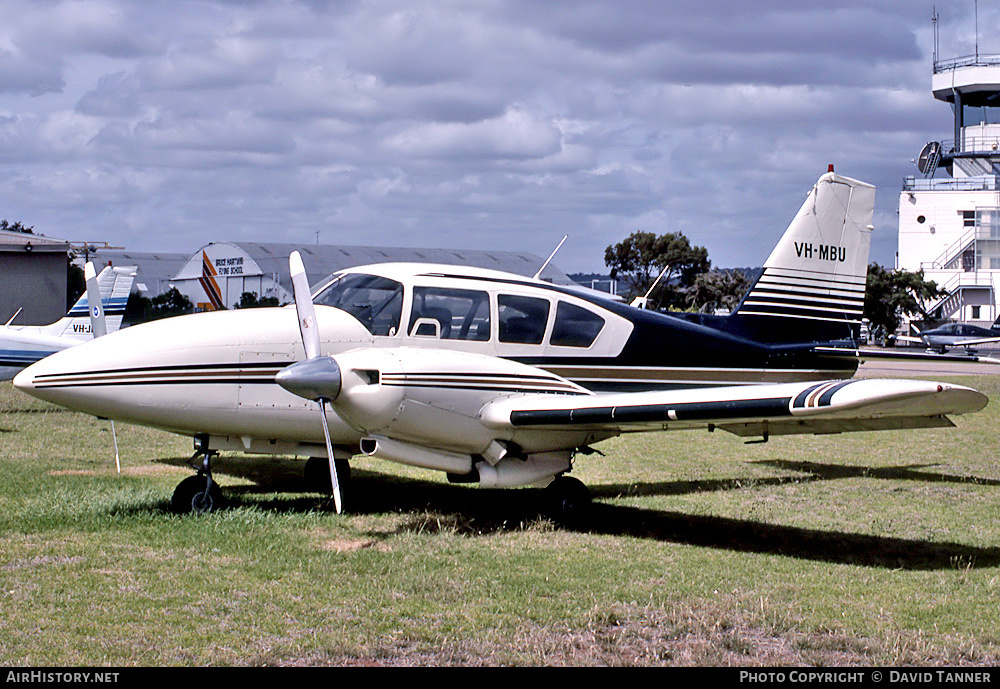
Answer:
2 375 1000 666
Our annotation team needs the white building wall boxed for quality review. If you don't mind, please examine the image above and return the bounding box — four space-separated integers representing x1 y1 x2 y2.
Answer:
898 185 1000 324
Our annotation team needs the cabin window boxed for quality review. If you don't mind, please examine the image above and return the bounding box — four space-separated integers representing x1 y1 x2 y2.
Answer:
409 287 491 340
498 294 549 344
550 301 605 348
314 273 403 336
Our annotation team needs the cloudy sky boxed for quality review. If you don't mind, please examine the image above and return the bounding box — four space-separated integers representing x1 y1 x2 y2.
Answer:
0 0 995 274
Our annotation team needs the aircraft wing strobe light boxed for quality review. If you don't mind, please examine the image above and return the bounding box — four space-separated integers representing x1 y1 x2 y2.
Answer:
281 251 344 514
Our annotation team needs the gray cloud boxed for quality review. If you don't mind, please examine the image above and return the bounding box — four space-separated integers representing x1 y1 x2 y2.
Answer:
0 0 987 273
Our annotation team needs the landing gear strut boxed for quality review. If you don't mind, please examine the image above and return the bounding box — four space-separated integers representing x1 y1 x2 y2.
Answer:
171 436 225 514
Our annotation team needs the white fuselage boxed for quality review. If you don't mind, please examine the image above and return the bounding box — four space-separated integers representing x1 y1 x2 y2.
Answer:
0 326 80 380
15 304 606 463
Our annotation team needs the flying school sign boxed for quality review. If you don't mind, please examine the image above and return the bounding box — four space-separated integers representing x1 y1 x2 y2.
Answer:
174 242 270 311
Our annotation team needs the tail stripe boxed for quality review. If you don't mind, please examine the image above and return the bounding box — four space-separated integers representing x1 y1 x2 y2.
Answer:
739 266 866 323
67 298 128 317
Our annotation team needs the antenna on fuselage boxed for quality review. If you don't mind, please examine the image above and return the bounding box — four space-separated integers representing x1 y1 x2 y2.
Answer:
533 235 567 280
630 265 670 309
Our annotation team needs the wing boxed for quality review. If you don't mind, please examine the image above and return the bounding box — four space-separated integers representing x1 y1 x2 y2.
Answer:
954 336 1000 348
814 345 1000 364
275 345 988 463
479 378 988 438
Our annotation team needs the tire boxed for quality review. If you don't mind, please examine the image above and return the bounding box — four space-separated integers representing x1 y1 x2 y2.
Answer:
543 476 591 523
171 476 225 514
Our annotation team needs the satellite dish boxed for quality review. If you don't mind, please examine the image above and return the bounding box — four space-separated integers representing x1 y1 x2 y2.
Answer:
917 141 941 176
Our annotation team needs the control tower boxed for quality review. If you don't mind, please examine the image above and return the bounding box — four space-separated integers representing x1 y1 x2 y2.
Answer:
897 27 1000 325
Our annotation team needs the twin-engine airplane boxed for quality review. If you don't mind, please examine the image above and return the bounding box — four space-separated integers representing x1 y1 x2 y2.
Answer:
0 263 135 380
13 171 989 517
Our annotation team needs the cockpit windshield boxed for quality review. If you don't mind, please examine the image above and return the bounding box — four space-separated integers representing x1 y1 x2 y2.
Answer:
314 273 403 336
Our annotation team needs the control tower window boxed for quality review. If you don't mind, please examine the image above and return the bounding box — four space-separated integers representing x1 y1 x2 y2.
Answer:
963 105 1000 127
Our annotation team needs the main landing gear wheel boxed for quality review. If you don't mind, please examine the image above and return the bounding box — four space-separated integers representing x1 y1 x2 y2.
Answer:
171 475 225 515
543 475 592 524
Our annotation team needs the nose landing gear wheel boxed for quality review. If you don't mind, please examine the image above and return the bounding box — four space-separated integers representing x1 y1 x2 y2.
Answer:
171 475 225 514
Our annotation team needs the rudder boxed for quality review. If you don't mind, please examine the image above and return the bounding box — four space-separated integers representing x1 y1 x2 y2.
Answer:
47 265 136 340
731 171 874 344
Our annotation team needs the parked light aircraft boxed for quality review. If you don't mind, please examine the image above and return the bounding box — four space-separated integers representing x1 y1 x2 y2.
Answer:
896 321 1000 355
13 172 989 517
0 263 135 380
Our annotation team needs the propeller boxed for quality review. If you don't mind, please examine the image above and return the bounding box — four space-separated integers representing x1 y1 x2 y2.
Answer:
84 261 121 473
276 251 344 513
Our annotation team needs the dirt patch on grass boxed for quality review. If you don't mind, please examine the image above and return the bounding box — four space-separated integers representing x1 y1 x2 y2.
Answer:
320 538 383 553
2 555 85 572
256 602 998 667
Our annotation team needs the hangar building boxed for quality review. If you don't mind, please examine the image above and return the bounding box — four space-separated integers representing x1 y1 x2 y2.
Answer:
166 242 577 311
0 230 70 326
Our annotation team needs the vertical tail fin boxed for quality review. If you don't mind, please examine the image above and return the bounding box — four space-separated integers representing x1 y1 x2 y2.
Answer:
46 265 136 340
731 171 874 343
84 261 107 338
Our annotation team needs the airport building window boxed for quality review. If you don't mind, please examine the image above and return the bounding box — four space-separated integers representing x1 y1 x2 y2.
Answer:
314 273 403 336
550 301 605 348
409 287 490 341
498 294 549 344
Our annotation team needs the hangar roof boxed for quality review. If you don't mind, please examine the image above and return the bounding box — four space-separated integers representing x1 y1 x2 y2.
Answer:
176 242 574 290
88 250 189 296
90 242 575 297
0 230 70 252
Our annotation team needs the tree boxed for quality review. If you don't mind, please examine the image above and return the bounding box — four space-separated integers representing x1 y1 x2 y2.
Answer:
147 288 195 321
604 231 711 309
0 220 33 234
123 291 153 325
234 291 280 309
686 269 751 313
66 263 85 310
864 264 945 336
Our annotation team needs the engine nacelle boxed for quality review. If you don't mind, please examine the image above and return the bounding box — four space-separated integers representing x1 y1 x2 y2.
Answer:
474 451 572 488
333 347 587 454
360 435 473 474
